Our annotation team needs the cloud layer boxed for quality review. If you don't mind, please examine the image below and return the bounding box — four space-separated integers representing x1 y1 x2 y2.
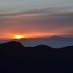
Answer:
0 7 73 39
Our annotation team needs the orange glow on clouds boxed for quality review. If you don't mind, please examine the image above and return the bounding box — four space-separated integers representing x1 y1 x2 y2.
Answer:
0 32 72 40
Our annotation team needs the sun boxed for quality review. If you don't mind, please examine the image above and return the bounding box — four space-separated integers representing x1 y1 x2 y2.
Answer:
13 35 25 39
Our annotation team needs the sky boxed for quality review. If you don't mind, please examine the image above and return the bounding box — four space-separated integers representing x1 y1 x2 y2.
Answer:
0 0 73 39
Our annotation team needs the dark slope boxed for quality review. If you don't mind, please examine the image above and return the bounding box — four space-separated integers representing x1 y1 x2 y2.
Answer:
0 41 73 73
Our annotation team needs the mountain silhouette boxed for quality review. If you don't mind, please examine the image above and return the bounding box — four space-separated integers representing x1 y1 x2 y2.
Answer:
0 41 73 73
17 36 73 48
49 35 73 41
50 35 64 40
0 36 73 48
0 41 24 50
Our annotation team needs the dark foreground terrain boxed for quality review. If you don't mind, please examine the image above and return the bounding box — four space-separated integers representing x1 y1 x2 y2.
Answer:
0 41 73 73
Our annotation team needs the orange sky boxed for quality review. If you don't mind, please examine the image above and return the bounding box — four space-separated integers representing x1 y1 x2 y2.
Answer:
0 7 73 39
0 32 72 39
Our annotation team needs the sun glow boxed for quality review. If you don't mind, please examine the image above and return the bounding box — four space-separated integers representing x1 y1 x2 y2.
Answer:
13 35 25 39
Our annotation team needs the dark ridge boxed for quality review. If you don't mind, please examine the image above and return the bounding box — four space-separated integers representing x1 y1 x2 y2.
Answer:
0 41 22 45
0 41 24 49
35 44 51 48
0 41 73 73
34 45 54 51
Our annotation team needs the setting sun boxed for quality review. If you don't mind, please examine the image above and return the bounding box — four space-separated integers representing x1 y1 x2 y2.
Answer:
13 35 25 39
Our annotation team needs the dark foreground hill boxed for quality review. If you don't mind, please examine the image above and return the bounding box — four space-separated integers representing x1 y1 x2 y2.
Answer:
0 41 73 73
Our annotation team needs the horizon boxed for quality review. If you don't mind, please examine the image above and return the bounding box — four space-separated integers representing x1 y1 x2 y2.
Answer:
0 35 73 48
0 35 73 40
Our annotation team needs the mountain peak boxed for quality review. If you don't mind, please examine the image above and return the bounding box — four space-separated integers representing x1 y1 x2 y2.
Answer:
0 41 24 49
49 36 65 41
50 35 63 39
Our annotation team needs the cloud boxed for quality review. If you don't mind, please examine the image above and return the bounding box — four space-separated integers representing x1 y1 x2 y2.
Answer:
0 6 72 17
0 7 73 38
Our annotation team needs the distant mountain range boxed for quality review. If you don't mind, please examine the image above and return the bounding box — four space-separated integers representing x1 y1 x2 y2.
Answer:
49 35 73 41
0 36 73 48
15 35 73 41
18 36 73 48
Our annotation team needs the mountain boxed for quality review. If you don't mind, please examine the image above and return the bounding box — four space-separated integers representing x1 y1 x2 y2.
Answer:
49 35 65 41
17 35 73 41
0 41 73 73
0 41 24 49
18 36 73 48
49 35 73 41
0 36 73 48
